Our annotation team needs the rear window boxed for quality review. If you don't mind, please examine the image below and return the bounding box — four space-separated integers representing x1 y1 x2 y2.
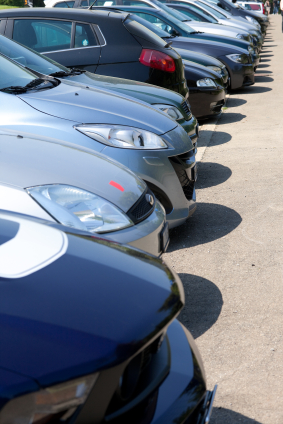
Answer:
124 16 168 47
54 1 75 7
251 4 261 10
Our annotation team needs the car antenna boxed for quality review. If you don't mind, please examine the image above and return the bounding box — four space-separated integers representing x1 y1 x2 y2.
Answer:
88 0 97 9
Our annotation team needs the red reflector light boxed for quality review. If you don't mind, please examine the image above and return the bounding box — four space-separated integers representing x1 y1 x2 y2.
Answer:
139 49 176 73
109 181 124 192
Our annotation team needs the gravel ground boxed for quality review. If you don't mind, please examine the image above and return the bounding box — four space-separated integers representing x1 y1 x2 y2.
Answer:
163 16 283 424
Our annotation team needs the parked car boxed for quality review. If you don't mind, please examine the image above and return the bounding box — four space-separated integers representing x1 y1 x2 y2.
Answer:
238 1 266 15
101 5 254 89
0 209 217 424
0 132 170 255
161 0 264 42
0 8 189 99
205 0 268 32
166 1 263 50
0 54 197 228
0 35 199 143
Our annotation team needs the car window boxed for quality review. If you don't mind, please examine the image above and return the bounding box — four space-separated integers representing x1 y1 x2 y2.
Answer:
177 6 217 22
244 4 251 9
80 0 89 6
74 22 98 47
251 4 260 10
54 1 75 7
132 12 176 33
13 19 72 53
176 8 202 20
127 14 168 36
94 0 118 4
196 1 226 18
120 0 153 5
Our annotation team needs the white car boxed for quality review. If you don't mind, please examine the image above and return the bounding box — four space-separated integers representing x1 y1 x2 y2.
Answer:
238 1 266 15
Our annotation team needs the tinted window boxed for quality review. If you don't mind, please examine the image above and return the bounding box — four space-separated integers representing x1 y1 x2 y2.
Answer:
13 19 72 53
127 14 168 37
74 23 98 47
80 0 89 5
172 7 198 20
121 0 154 4
54 1 75 7
94 0 118 4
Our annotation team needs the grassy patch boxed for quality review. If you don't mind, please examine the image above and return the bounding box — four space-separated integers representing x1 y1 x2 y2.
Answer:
0 4 19 7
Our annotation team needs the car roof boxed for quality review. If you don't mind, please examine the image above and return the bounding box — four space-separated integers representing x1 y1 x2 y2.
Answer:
0 7 129 23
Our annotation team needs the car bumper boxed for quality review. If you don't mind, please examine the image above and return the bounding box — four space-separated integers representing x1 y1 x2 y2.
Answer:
101 125 197 229
189 86 226 119
100 200 167 257
179 114 199 144
252 53 260 69
219 57 255 89
151 320 217 424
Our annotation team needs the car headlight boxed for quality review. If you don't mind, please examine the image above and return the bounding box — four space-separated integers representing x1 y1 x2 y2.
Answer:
236 33 244 40
226 53 250 64
245 15 259 26
206 65 222 75
75 125 167 149
0 373 98 423
27 185 134 234
152 104 184 121
196 78 217 87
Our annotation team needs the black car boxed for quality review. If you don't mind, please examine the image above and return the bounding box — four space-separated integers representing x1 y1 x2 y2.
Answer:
0 8 189 98
206 0 268 33
0 209 217 424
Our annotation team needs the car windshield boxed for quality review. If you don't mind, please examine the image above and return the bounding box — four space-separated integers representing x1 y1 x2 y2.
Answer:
197 0 227 18
0 54 39 90
0 35 69 76
180 3 218 21
128 14 169 37
155 0 191 20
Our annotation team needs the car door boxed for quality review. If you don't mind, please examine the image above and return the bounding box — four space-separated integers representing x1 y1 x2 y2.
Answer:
5 18 101 73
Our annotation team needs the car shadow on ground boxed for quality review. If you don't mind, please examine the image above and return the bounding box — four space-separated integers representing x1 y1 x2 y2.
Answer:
197 130 231 148
210 408 263 424
257 63 270 68
213 112 246 125
260 53 273 57
259 58 271 62
255 75 274 83
168 203 242 250
231 85 272 95
225 97 247 107
177 274 223 339
196 162 232 189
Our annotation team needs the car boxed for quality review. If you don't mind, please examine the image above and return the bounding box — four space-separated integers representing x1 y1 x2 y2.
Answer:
0 131 169 256
0 209 218 424
166 1 263 50
0 7 189 98
205 0 268 33
0 34 199 143
161 0 264 43
238 1 266 15
0 53 197 229
99 5 254 89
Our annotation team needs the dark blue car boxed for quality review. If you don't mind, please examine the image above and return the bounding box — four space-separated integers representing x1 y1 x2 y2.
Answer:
0 210 216 424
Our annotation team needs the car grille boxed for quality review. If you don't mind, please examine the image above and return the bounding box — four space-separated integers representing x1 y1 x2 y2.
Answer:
181 100 193 120
105 333 169 424
127 188 155 224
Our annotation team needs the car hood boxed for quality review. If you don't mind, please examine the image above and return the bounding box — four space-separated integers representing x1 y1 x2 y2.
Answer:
0 134 146 213
0 211 184 387
175 48 225 68
65 72 186 108
219 17 258 32
18 80 177 135
188 21 248 36
170 36 249 55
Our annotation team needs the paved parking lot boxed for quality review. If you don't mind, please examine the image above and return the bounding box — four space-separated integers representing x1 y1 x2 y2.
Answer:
164 15 283 424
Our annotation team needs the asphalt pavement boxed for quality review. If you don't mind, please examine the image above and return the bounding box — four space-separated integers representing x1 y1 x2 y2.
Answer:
163 15 283 424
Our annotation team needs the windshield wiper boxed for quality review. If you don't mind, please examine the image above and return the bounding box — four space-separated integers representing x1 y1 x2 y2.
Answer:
0 78 54 94
190 31 204 34
49 67 86 77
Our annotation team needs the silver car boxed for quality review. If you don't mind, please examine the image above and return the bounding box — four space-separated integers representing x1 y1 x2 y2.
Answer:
0 54 197 229
0 131 168 256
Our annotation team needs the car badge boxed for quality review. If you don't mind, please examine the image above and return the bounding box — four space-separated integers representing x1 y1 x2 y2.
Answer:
145 194 154 206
